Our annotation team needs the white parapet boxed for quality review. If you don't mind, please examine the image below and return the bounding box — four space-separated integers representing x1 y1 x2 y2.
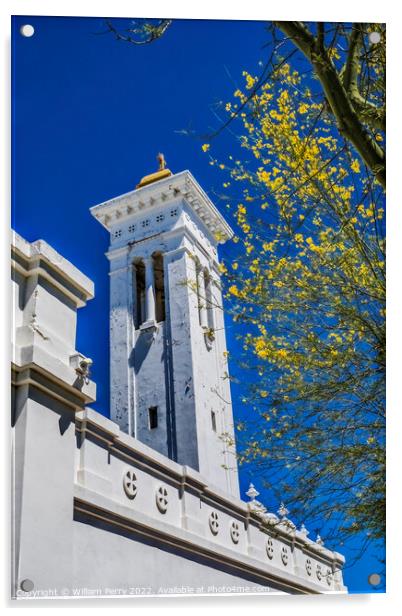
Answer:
74 406 347 595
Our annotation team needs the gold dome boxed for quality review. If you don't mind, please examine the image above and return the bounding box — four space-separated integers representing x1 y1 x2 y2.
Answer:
136 153 172 188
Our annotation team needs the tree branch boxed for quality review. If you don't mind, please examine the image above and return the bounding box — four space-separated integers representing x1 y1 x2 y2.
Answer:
274 21 385 187
341 23 362 93
341 23 385 132
103 18 172 45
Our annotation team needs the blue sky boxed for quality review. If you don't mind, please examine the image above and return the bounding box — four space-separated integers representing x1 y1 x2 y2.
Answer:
12 14 384 593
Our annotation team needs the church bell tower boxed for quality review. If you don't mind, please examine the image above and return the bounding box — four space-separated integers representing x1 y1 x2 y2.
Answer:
91 157 239 497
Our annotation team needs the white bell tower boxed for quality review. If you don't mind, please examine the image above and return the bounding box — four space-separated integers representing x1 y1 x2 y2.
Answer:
91 158 239 497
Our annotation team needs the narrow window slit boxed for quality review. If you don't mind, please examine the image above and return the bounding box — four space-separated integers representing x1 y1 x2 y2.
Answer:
148 406 158 429
211 410 217 432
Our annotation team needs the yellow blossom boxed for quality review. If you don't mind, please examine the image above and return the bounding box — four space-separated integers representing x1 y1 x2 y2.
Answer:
351 159 360 173
228 285 240 297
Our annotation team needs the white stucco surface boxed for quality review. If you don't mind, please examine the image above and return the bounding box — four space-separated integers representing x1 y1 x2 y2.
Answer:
11 175 347 599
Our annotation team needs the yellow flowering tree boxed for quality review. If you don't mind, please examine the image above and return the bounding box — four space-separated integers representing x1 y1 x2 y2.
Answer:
273 22 386 187
206 60 385 553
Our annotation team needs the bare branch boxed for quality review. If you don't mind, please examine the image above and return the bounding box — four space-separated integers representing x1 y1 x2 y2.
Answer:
103 18 172 46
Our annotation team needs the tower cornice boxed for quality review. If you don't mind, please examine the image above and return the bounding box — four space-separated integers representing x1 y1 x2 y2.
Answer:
90 170 234 244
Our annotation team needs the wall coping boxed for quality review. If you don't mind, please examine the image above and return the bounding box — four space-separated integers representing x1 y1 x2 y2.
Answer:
12 231 94 307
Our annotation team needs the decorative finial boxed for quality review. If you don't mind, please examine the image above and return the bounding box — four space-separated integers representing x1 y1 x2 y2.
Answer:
316 534 324 546
157 152 166 170
299 523 309 536
246 483 259 502
277 502 290 519
136 154 172 188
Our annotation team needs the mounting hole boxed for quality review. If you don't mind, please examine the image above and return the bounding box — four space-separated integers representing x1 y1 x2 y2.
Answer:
369 32 381 44
20 578 34 592
20 24 35 38
368 573 382 587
